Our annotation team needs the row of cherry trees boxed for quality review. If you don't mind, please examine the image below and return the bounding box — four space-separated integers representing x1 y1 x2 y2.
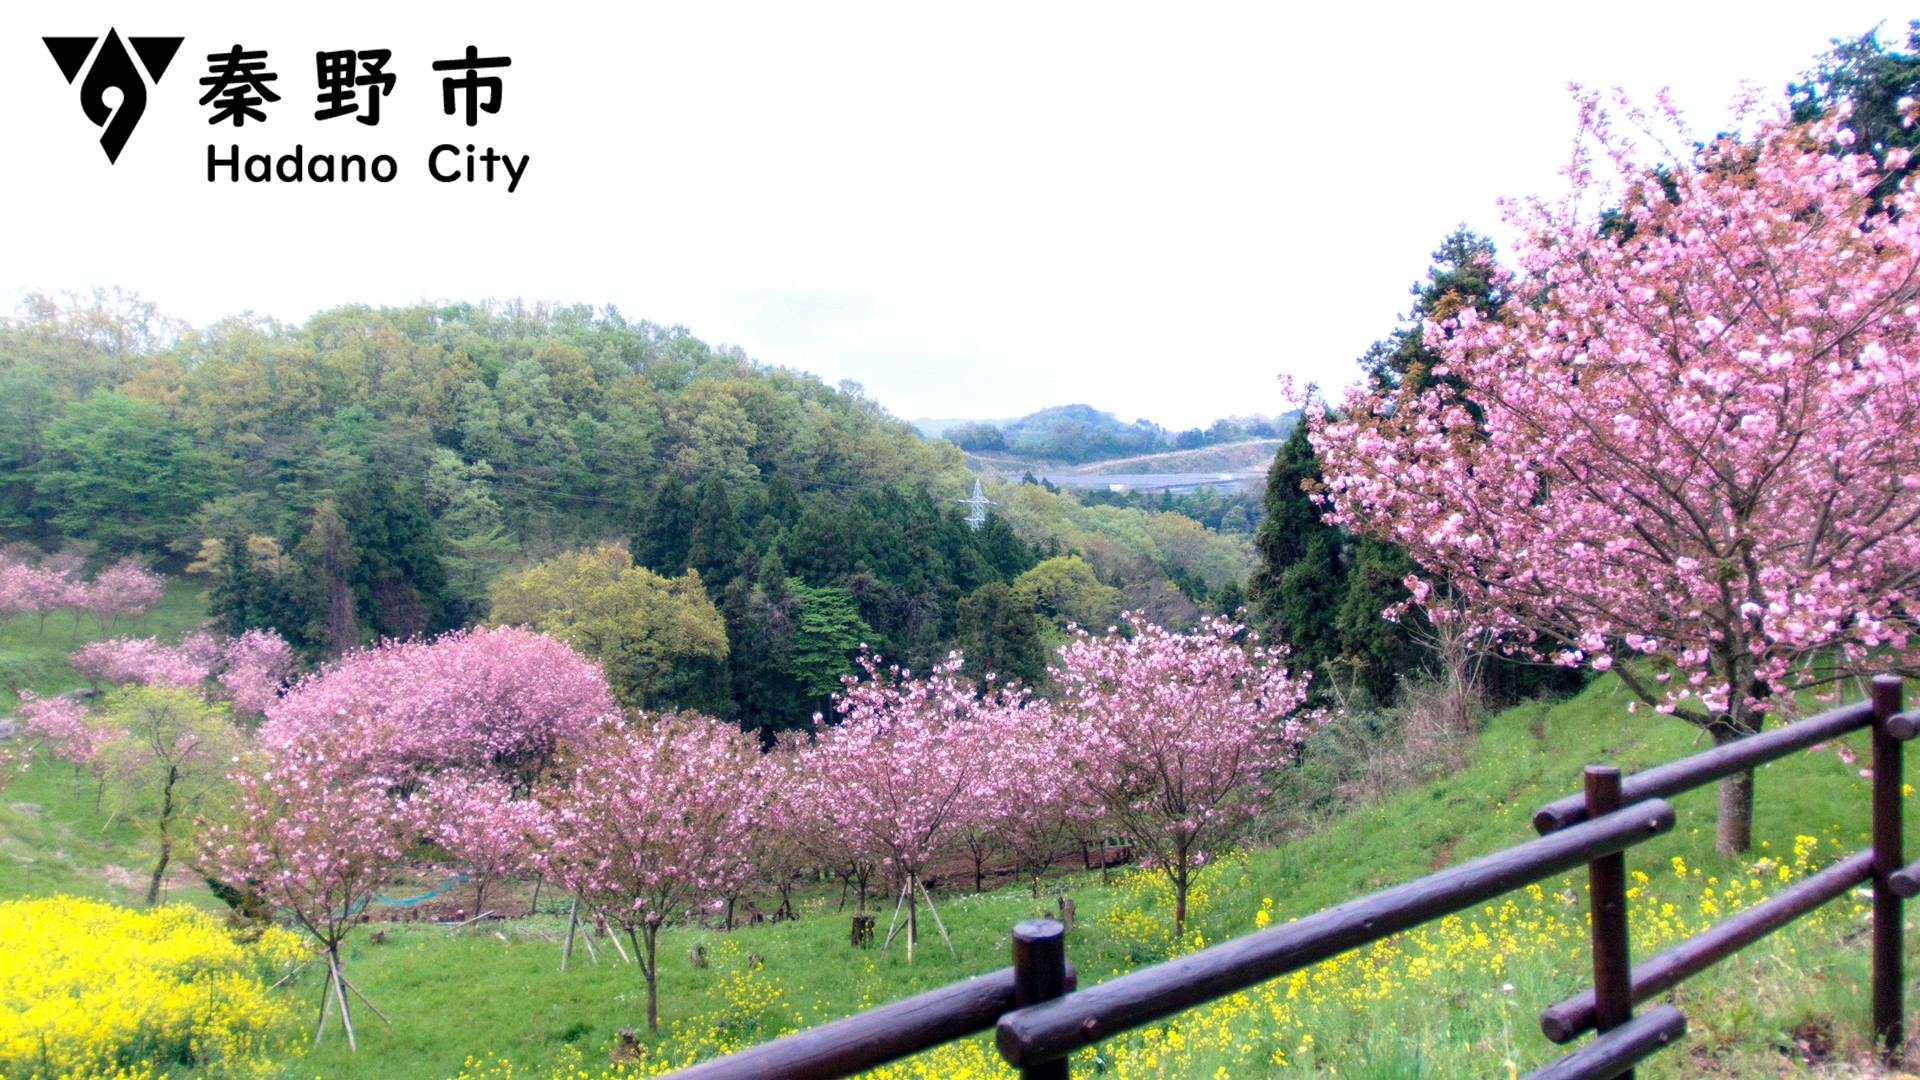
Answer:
171 615 1313 1036
0 547 165 637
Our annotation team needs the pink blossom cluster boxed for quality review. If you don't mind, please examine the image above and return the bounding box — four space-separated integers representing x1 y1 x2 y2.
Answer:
16 691 101 764
1312 92 1920 728
78 559 166 629
0 552 164 632
261 625 618 783
0 551 85 629
1052 614 1313 930
795 653 1007 884
419 771 548 914
69 628 296 717
218 629 298 719
201 732 425 954
72 633 220 688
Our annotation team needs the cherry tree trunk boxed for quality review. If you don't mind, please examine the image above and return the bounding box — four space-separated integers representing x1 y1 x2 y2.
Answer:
146 767 178 906
637 925 659 1032
1714 764 1756 855
1711 710 1762 854
1173 861 1189 938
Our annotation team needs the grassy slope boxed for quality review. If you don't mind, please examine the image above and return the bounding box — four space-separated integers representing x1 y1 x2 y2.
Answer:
0 583 223 909
2 633 1908 1077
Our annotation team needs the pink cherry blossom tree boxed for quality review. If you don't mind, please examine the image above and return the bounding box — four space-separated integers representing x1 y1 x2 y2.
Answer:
262 625 617 787
420 771 546 916
1311 92 1920 853
16 691 100 767
799 652 1002 959
218 628 298 721
741 741 821 923
982 698 1083 898
78 558 166 632
72 633 217 689
69 628 295 720
0 553 81 639
537 714 758 1032
1054 614 1312 935
770 731 875 913
200 730 422 1049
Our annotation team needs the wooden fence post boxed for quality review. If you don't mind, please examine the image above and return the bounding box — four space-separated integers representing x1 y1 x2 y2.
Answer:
1585 764 1634 1077
1012 919 1070 1080
1871 674 1904 1061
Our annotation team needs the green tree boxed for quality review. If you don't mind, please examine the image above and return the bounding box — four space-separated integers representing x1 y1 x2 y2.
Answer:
1334 537 1419 702
424 448 518 623
34 391 227 554
339 465 451 639
687 475 744 586
1011 555 1123 634
1248 422 1347 674
783 578 870 698
956 581 1046 687
488 543 729 709
1360 227 1508 393
92 686 246 904
294 500 359 656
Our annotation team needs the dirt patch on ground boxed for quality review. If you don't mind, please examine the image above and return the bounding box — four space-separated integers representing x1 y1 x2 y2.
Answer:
101 864 145 889
1428 837 1458 870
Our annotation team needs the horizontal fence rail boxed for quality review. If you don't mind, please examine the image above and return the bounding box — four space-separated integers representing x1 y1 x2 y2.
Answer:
1539 850 1874 1043
667 676 1908 1079
666 959 1077 1080
1524 1006 1688 1080
994 801 1676 1068
1532 700 1876 835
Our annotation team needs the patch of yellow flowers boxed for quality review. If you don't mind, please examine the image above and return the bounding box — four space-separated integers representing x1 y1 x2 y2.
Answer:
446 836 1864 1079
0 896 305 1080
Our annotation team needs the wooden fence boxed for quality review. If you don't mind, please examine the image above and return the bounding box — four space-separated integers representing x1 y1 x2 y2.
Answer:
667 675 1914 1080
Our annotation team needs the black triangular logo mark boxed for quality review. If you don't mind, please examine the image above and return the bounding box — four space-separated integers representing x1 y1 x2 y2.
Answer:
130 37 183 83
44 37 96 84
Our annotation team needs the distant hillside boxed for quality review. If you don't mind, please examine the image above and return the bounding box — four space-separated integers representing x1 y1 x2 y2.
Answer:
911 416 1015 439
930 404 1297 466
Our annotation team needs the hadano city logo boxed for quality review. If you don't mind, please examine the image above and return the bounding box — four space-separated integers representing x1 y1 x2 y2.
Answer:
44 31 184 163
42 35 531 192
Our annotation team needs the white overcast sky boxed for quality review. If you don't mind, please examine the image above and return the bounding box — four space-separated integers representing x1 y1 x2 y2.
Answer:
4 2 1912 429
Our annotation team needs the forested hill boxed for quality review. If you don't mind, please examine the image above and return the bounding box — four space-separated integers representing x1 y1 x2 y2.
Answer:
0 292 1257 732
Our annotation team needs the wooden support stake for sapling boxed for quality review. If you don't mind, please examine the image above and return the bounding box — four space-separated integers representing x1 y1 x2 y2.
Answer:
270 956 315 993
881 877 911 953
915 874 958 959
604 915 634 965
334 969 392 1026
313 968 333 1045
329 954 357 1052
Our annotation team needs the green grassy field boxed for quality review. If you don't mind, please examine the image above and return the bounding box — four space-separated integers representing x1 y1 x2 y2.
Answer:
1 598 1910 1077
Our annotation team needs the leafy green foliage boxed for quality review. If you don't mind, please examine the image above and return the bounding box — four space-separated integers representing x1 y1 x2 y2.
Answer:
487 544 728 710
34 392 227 555
0 296 1246 726
955 581 1045 687
782 579 868 698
